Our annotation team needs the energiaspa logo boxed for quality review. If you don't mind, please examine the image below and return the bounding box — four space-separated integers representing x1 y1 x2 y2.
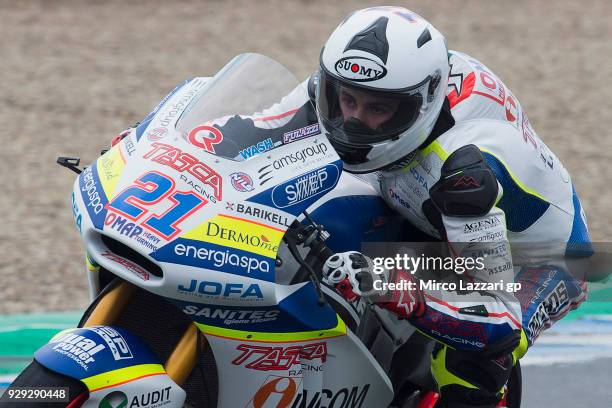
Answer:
334 56 387 82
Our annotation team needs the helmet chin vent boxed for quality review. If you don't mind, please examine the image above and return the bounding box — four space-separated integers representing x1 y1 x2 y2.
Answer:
100 234 164 278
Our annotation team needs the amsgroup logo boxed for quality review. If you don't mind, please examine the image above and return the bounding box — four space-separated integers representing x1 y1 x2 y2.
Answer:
334 57 387 82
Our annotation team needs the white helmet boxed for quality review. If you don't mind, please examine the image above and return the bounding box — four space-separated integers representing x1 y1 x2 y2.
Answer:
316 7 450 173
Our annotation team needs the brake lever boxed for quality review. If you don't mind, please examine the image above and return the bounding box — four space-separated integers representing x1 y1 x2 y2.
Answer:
56 156 84 174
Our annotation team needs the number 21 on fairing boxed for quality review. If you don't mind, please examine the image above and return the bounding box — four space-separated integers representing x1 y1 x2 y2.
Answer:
107 171 207 240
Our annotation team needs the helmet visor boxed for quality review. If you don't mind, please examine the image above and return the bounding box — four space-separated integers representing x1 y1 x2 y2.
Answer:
317 70 425 145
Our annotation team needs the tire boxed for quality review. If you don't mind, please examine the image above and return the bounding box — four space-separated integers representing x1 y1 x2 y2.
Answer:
0 360 88 407
506 361 522 408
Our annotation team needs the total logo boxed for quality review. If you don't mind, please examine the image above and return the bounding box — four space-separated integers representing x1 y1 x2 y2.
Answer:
334 56 387 82
230 172 255 192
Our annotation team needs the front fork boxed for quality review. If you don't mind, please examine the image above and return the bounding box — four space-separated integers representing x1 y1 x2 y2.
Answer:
82 280 203 386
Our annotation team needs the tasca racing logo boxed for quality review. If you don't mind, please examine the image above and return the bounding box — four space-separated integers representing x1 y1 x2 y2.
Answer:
334 56 387 82
232 342 327 371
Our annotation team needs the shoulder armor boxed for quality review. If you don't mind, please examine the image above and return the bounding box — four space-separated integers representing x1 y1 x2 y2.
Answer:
429 144 498 217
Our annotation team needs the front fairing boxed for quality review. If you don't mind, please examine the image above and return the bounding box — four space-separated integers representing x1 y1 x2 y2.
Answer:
72 53 341 308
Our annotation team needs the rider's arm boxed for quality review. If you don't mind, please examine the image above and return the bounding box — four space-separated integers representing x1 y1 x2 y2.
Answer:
417 144 522 352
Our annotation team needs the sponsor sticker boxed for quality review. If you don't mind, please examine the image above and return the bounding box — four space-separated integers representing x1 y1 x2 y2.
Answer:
100 250 151 281
226 202 292 228
146 127 169 142
232 342 327 371
144 142 222 201
240 138 275 160
182 304 280 326
177 279 263 300
283 123 320 144
246 376 370 408
89 326 133 360
334 56 387 82
271 164 340 209
230 172 255 192
182 214 283 258
188 125 224 153
50 331 106 370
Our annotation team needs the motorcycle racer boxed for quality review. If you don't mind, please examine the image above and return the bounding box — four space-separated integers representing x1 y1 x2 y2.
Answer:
315 6 592 408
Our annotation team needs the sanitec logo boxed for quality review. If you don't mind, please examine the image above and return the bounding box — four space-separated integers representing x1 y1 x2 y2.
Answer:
272 164 340 208
334 57 387 82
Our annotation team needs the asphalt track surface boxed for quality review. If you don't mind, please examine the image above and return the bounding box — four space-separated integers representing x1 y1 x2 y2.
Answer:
522 358 612 407
1 313 612 407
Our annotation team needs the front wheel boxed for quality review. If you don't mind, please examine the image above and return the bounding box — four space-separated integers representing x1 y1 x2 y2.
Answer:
0 360 88 408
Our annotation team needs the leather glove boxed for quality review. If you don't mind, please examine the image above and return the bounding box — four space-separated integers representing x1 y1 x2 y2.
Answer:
322 251 388 301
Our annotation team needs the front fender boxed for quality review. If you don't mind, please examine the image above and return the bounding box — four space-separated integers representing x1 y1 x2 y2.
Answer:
34 326 186 407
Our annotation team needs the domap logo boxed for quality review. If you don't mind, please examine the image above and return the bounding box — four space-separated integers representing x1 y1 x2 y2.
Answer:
334 56 387 82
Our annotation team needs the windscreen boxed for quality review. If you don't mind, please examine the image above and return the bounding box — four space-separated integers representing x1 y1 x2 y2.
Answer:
176 53 311 161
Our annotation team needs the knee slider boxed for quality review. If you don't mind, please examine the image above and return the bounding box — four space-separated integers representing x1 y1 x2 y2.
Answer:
429 144 498 218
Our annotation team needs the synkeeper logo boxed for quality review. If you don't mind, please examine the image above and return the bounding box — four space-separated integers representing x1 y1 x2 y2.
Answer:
272 164 340 209
334 56 387 82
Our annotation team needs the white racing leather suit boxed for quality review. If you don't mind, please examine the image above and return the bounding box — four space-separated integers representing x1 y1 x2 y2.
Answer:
364 51 592 352
124 51 591 355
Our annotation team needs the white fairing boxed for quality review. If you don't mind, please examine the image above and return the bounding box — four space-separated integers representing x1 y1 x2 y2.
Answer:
72 54 395 407
206 331 392 408
83 374 186 408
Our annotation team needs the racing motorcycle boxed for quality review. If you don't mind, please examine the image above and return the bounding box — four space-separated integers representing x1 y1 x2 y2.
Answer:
1 53 520 408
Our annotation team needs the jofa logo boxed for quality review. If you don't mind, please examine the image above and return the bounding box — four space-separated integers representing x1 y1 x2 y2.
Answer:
334 56 387 82
178 279 263 299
